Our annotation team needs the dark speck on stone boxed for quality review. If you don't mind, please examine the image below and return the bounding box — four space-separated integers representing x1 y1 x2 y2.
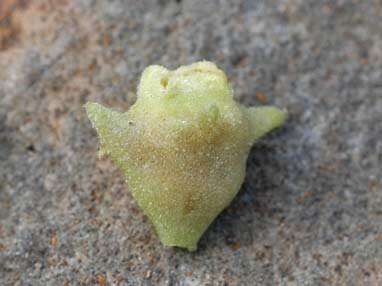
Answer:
0 0 381 285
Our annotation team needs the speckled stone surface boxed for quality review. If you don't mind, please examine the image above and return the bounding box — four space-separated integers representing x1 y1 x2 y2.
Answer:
0 0 381 285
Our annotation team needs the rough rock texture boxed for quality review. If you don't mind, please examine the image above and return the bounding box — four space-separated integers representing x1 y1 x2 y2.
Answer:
0 0 381 285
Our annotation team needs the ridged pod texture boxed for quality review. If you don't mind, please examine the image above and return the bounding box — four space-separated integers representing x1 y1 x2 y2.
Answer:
86 61 286 251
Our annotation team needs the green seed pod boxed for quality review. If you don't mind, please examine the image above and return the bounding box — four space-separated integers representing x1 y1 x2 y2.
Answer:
86 61 286 251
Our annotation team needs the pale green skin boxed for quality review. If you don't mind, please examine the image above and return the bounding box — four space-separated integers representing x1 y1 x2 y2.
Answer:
86 61 286 251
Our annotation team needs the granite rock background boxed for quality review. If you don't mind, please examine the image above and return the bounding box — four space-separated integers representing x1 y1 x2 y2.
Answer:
0 0 381 285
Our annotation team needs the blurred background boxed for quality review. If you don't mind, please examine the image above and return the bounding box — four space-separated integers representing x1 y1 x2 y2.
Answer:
0 0 381 285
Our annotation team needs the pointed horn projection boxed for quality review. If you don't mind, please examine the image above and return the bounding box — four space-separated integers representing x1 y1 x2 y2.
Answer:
245 106 287 143
85 102 127 158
